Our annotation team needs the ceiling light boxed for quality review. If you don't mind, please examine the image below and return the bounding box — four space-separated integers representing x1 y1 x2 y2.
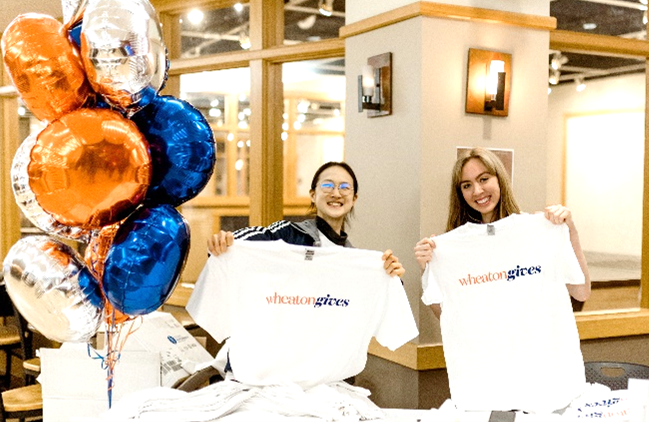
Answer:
550 52 568 70
549 69 560 85
239 31 251 49
575 77 586 92
318 0 334 17
297 14 316 30
548 87 552 95
582 22 597 30
234 3 244 13
641 0 648 5
187 9 204 25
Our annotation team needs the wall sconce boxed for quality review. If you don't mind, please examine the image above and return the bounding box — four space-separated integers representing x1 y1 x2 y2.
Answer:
465 48 511 117
318 0 334 17
357 52 392 118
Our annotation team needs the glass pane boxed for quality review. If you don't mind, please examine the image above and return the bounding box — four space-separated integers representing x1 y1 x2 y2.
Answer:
284 0 345 44
551 0 646 39
235 132 250 196
547 56 644 312
283 58 345 199
180 68 251 198
179 3 251 58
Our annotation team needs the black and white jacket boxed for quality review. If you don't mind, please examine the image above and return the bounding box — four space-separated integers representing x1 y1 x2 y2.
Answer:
233 217 353 248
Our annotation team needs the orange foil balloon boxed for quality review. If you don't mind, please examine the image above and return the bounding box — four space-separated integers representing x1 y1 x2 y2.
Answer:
1 13 90 122
85 224 130 324
28 108 151 229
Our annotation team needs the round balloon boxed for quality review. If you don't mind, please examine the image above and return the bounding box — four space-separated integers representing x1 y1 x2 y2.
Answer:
80 0 167 114
102 205 190 315
27 108 152 229
1 13 91 122
12 132 92 242
2 236 104 343
131 95 216 206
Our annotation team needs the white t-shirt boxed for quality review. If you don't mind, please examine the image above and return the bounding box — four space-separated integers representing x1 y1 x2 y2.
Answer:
421 213 585 413
188 240 418 389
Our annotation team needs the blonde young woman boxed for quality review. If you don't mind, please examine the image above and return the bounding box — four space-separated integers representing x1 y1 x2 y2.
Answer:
414 147 590 318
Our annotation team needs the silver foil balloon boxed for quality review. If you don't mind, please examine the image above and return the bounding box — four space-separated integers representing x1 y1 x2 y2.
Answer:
3 236 104 343
62 0 87 28
80 0 168 115
11 132 92 242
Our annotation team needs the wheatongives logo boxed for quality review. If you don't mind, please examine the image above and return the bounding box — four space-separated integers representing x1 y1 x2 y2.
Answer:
458 264 542 286
265 292 350 308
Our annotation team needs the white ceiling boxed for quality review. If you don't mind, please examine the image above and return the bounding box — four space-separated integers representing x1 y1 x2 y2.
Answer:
1 0 63 33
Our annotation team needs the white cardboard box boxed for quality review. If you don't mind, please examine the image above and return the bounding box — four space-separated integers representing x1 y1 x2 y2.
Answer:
40 312 215 421
40 346 160 421
97 311 215 387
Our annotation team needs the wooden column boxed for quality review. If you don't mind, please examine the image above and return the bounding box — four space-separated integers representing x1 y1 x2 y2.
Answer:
0 79 21 260
641 23 649 308
248 0 284 226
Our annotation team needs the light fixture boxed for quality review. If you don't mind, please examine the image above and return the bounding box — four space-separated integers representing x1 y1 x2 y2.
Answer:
485 59 505 111
644 10 648 25
550 52 568 70
238 30 251 50
357 52 392 117
575 76 586 92
233 3 244 13
465 48 511 117
549 69 560 85
187 9 204 25
318 0 334 17
297 14 317 30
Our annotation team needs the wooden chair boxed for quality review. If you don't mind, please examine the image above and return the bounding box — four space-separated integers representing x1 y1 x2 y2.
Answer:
0 282 21 389
172 365 222 392
0 383 42 422
584 361 649 390
11 305 38 386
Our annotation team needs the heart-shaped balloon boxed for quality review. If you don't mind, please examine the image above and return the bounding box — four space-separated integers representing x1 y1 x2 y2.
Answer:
27 108 152 229
1 13 91 122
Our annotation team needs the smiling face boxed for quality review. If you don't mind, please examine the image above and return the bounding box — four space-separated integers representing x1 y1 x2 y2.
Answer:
309 165 357 233
460 158 501 223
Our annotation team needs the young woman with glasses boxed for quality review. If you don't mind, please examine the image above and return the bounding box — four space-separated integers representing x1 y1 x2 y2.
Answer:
208 161 405 277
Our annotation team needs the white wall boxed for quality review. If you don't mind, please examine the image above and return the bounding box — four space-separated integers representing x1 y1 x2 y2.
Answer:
547 74 646 257
345 15 550 343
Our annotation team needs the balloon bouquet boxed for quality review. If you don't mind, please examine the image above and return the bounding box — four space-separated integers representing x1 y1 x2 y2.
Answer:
1 0 216 406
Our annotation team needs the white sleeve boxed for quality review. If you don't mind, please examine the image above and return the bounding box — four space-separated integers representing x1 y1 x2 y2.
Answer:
373 277 419 351
555 223 585 286
421 263 444 305
186 255 231 342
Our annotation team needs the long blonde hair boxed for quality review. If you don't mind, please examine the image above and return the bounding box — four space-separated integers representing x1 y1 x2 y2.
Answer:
446 147 520 231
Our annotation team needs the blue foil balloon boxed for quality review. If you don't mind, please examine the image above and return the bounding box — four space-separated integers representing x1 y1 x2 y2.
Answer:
68 20 82 49
131 95 216 206
102 204 190 315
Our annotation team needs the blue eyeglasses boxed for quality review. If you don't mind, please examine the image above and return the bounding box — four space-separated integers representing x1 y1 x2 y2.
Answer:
319 181 353 196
